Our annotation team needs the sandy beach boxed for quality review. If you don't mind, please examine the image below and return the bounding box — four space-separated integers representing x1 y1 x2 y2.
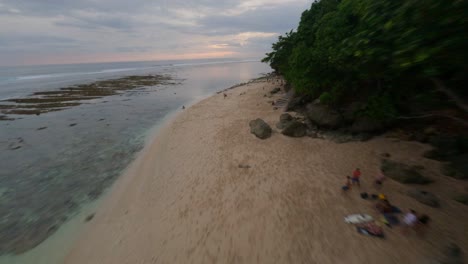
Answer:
64 78 467 264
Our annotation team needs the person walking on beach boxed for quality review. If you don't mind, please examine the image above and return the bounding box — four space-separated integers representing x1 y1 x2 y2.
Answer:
352 168 361 187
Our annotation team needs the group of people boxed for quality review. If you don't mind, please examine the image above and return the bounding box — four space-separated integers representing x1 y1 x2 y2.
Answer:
342 167 430 237
342 168 362 191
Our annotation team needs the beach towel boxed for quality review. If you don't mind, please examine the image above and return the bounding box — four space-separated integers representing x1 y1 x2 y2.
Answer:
383 214 400 226
356 222 384 238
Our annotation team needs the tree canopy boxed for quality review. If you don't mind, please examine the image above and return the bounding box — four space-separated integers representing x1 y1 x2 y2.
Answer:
263 0 468 120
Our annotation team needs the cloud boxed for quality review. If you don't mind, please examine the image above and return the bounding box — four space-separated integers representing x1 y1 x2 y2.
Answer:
0 0 311 65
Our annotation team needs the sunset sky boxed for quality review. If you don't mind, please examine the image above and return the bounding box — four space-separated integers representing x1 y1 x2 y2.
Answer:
0 0 310 66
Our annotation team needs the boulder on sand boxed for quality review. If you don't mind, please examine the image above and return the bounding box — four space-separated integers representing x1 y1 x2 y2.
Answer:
270 87 281 94
249 118 272 139
380 159 432 184
281 121 307 138
276 113 293 129
407 189 440 208
305 103 343 129
286 94 311 111
441 153 468 179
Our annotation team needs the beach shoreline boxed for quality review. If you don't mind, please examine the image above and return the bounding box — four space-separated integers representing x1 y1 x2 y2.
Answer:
64 78 467 264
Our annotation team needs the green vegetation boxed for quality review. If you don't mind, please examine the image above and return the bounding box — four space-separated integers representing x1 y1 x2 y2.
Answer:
263 0 468 120
454 194 468 205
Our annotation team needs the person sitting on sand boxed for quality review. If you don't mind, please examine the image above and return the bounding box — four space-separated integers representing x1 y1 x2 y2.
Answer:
374 171 385 188
414 214 430 237
375 199 393 214
342 176 352 192
352 168 361 187
402 209 418 234
356 221 384 238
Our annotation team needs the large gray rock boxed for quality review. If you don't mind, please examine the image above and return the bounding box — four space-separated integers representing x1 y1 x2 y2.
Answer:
381 159 433 184
305 103 343 129
249 118 272 139
350 116 386 133
270 87 281 94
276 113 293 129
443 153 468 179
281 121 307 138
280 113 293 122
407 189 440 207
285 93 312 111
342 102 362 123
425 135 464 161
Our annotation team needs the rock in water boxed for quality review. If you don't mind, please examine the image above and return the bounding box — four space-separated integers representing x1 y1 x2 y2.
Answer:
407 189 440 207
281 121 307 138
249 119 272 139
380 159 432 184
305 103 343 129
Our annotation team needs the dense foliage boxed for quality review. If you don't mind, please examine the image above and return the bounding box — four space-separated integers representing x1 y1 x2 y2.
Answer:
262 0 468 120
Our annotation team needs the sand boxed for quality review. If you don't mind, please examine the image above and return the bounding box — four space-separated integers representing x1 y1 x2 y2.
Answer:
64 78 468 264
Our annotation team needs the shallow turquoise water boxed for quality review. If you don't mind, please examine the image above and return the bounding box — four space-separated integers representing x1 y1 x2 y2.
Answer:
0 60 271 259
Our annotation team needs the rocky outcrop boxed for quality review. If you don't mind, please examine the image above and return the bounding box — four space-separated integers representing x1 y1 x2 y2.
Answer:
350 116 386 133
249 119 272 139
281 121 307 138
447 153 468 179
342 102 362 123
407 189 440 207
270 87 281 95
286 94 311 111
380 159 433 184
425 135 465 161
305 103 343 129
423 135 468 180
276 113 293 129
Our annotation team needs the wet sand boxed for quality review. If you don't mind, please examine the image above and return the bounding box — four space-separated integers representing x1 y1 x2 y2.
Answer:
64 79 467 264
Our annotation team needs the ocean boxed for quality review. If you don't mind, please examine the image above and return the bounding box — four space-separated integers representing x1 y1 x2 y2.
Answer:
0 59 271 263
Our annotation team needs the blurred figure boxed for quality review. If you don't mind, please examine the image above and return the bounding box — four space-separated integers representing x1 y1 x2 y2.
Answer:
342 176 352 192
402 209 418 235
352 168 361 187
374 171 385 189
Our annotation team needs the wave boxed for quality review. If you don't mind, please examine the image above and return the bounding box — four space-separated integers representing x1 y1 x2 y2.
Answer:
13 66 164 81
9 59 259 82
172 59 258 68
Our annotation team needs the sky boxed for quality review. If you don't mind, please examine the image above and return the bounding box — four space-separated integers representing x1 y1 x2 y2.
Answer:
0 0 311 66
